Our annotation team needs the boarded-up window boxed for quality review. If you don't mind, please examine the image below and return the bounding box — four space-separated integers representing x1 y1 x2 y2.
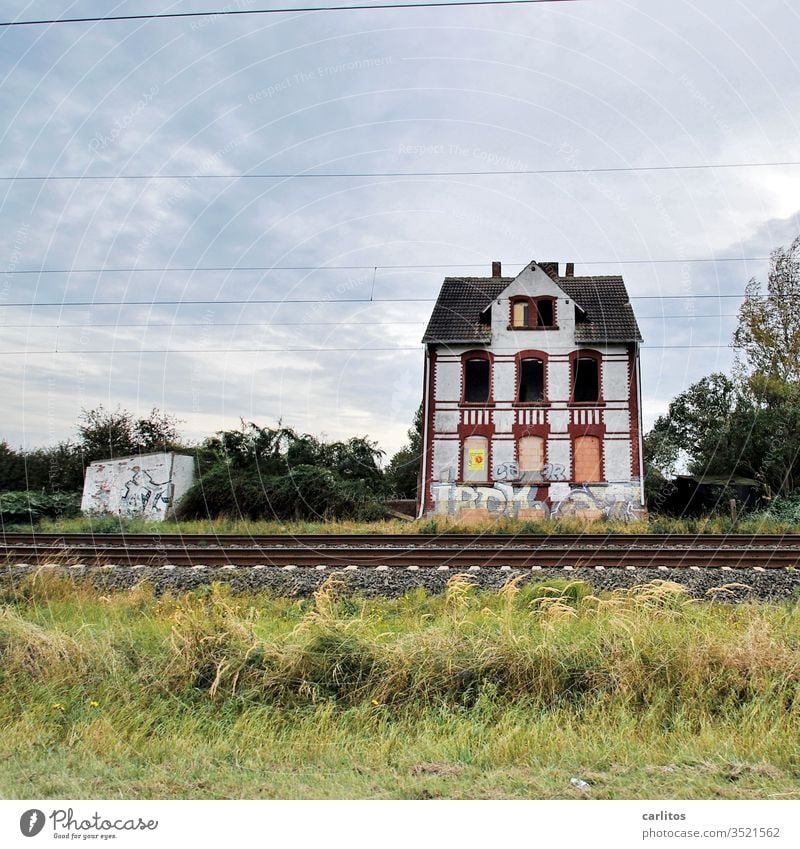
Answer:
463 436 488 482
573 357 599 402
536 299 554 327
464 358 490 403
519 358 544 402
519 435 544 475
512 300 529 328
574 435 601 482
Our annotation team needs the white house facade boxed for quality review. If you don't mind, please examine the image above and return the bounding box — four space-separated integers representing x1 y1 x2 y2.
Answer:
418 261 646 521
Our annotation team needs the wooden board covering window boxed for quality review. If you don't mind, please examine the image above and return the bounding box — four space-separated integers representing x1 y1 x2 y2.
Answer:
574 435 601 482
518 435 544 474
512 301 528 327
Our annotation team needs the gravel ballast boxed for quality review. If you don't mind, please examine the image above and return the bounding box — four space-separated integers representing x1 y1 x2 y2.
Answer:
2 563 800 602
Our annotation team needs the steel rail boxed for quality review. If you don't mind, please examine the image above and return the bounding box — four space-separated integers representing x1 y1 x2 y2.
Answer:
2 532 800 548
2 541 799 568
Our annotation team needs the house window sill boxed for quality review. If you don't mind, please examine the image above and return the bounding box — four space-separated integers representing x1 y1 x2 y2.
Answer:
506 325 559 331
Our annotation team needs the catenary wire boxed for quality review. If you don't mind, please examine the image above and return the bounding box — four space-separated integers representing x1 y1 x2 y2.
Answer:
2 163 799 181
0 256 772 274
0 1 584 29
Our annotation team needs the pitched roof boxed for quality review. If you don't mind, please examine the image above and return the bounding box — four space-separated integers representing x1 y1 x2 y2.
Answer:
421 273 642 344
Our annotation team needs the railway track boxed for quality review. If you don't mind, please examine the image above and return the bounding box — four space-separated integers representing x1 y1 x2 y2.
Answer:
2 533 800 569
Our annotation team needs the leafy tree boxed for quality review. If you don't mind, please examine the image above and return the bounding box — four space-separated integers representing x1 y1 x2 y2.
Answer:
645 236 800 504
384 405 423 498
179 422 388 521
77 405 183 460
734 235 800 393
644 373 738 478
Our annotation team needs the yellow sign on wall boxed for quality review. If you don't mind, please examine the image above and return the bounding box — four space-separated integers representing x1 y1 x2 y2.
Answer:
467 448 486 471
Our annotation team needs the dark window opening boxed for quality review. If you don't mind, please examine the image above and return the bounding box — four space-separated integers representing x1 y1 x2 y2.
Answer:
465 358 490 403
519 358 544 402
573 357 599 402
575 305 588 324
536 299 554 327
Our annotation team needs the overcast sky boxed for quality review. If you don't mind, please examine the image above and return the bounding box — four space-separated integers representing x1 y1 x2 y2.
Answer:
1 0 799 460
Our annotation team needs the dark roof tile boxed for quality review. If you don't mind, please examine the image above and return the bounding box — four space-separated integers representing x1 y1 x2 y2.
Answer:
422 273 642 344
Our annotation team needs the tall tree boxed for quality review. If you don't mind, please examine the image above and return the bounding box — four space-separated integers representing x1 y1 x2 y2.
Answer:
384 404 423 499
734 235 800 396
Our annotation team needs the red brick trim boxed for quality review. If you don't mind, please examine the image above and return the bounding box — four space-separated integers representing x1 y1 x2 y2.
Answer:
513 349 549 404
459 349 494 405
568 348 603 404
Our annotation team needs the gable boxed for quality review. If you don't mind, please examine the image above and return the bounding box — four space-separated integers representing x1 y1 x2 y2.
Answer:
422 262 642 345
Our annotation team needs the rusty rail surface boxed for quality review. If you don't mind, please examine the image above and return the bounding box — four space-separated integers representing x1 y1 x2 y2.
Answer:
2 532 800 569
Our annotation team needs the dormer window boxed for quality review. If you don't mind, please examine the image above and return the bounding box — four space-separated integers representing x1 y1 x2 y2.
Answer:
536 299 554 327
510 296 557 329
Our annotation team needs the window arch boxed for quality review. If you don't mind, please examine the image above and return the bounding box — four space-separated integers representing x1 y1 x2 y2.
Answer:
514 350 548 404
461 350 493 404
570 350 602 403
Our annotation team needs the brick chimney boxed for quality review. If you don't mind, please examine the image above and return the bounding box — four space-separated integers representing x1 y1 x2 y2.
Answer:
565 262 574 277
538 261 559 281
491 261 502 278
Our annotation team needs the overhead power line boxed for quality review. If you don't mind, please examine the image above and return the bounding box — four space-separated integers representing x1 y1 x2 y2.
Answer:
0 344 735 355
0 1 581 29
3 313 737 329
0 256 771 275
3 162 799 181
0 293 755 308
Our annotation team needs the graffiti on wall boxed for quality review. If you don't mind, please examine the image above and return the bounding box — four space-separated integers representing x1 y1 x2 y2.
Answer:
492 462 567 482
433 476 642 521
81 453 196 522
120 467 173 515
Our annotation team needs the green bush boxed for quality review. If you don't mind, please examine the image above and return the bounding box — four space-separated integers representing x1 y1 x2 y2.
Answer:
0 491 81 525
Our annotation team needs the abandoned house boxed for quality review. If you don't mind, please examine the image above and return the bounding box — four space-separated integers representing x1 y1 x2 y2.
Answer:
418 260 645 520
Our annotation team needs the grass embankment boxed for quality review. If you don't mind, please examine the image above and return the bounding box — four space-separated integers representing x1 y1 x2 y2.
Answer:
29 513 800 535
1 574 799 799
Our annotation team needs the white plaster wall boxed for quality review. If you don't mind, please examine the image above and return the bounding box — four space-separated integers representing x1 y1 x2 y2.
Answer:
603 360 630 400
81 453 196 521
491 438 516 469
435 410 459 432
604 409 631 433
547 438 571 477
493 409 515 432
492 360 513 401
604 440 632 481
432 439 459 481
435 361 462 402
547 360 570 402
548 409 570 433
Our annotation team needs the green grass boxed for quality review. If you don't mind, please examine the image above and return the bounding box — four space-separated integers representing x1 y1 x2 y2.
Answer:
24 511 800 535
1 574 799 799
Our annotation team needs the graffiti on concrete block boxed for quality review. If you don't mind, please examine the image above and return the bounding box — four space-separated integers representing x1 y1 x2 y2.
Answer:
120 466 173 515
81 452 196 522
